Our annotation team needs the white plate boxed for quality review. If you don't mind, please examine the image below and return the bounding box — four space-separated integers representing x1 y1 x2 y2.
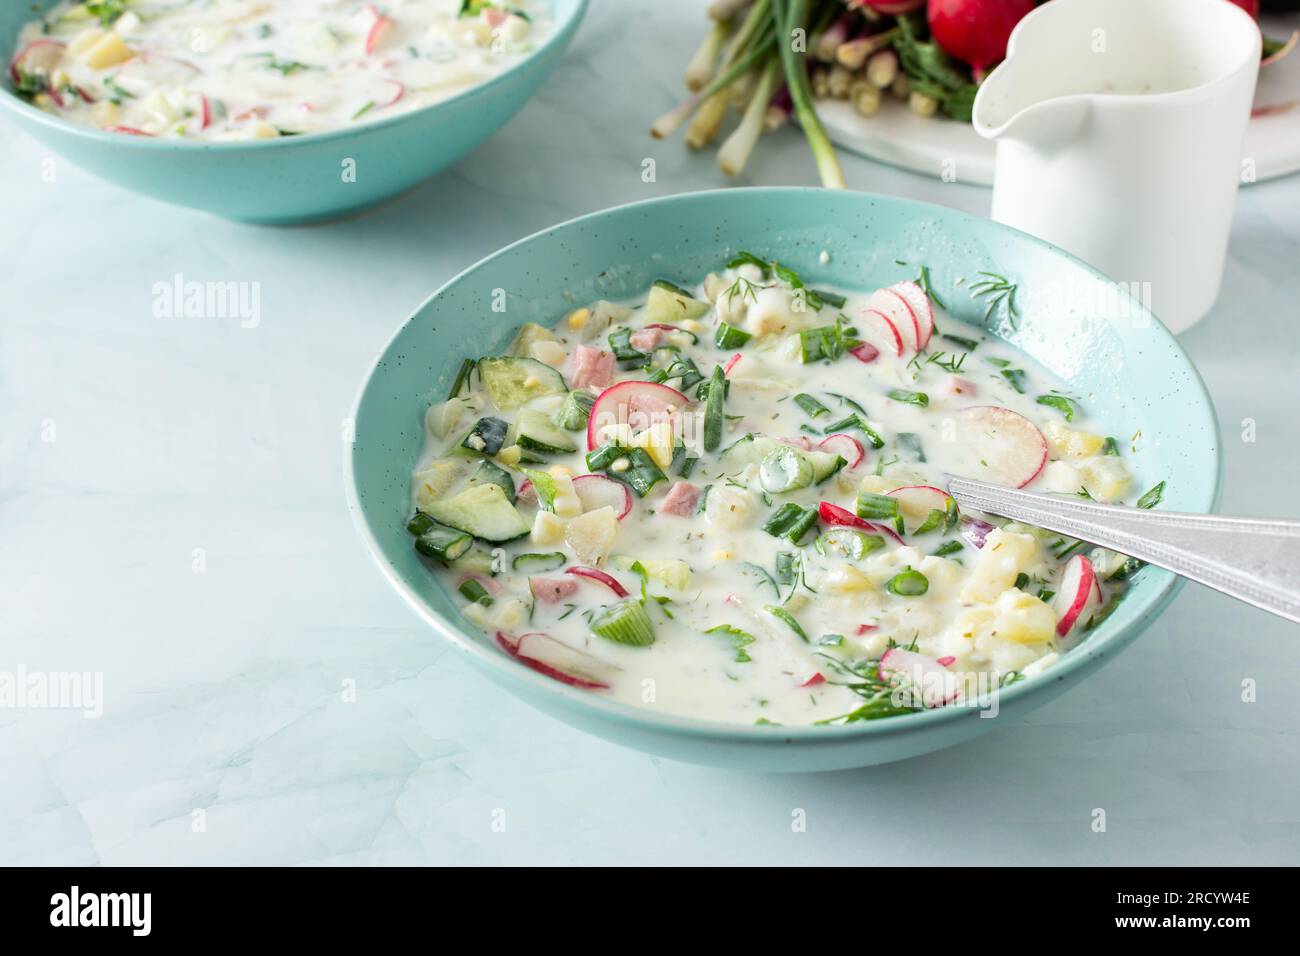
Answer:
822 15 1300 188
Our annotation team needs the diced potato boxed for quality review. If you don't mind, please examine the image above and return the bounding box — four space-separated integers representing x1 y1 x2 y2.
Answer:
565 506 618 564
631 421 675 470
637 558 692 590
594 422 635 447
822 564 875 595
704 485 753 531
81 32 133 69
494 445 523 468
549 471 582 519
1079 456 1131 502
414 459 466 511
68 28 105 57
959 529 1038 604
917 555 962 592
529 340 567 369
1044 420 1106 459
510 321 558 357
426 399 469 439
92 99 121 126
531 510 566 547
990 589 1056 645
953 607 995 644
857 474 892 496
1036 459 1082 495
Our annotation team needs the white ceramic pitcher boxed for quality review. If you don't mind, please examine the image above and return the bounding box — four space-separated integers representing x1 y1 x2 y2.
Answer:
973 0 1260 334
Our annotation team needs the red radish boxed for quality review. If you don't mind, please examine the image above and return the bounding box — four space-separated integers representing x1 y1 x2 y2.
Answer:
861 1 924 14
643 322 688 333
800 673 826 687
8 39 64 85
879 647 961 707
105 126 156 136
365 5 396 54
723 352 743 376
955 406 1048 488
529 577 580 604
565 565 630 598
379 79 404 107
887 484 954 532
936 655 956 667
1052 554 1102 637
849 342 880 364
867 287 920 353
960 516 996 550
497 632 616 690
73 86 95 103
927 0 1036 80
1227 0 1259 17
198 94 211 130
817 501 905 544
855 623 879 636
586 380 688 450
818 433 865 469
889 280 934 350
857 308 904 357
571 474 633 519
45 85 65 108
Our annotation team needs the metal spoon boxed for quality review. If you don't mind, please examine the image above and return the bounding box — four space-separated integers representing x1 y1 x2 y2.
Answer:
946 476 1300 625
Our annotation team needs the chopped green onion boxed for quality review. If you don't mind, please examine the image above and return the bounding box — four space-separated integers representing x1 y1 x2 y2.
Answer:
702 364 726 452
1000 368 1029 393
823 413 884 449
794 393 830 418
512 552 566 573
585 441 623 471
591 600 656 646
715 322 753 349
607 448 666 498
855 491 899 522
887 388 929 407
762 503 818 543
885 567 929 597
458 578 493 606
933 540 963 557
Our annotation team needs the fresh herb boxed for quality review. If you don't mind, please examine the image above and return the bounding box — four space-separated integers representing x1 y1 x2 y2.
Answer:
1000 368 1029 394
915 264 946 309
893 13 979 121
448 358 476 399
702 364 726 452
741 561 781 600
725 251 772 277
933 540 963 558
896 432 926 463
941 332 981 352
969 271 1020 328
1036 394 1079 422
763 604 809 642
1137 480 1166 510
1103 436 1121 456
887 388 929 407
704 624 756 663
799 314 858 362
607 327 648 365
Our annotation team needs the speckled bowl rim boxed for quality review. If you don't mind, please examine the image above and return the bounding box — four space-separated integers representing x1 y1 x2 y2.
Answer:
0 0 589 150
345 187 1223 744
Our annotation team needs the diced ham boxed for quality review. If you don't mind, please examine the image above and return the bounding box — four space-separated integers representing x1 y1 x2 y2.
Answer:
530 577 580 604
658 481 701 517
630 328 664 351
569 346 615 389
944 375 978 398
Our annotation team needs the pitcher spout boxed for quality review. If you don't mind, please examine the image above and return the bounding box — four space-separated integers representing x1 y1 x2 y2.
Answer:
973 61 1091 150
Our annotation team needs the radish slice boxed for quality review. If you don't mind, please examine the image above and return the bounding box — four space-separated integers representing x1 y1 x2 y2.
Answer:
848 342 880 364
9 39 64 85
955 406 1048 488
889 280 934 350
572 474 633 519
378 79 404 108
817 501 904 544
105 126 156 136
586 380 689 451
855 624 879 635
198 94 211 130
365 7 396 54
858 308 904 357
565 565 630 598
497 632 616 690
867 287 919 353
879 647 960 708
961 517 996 550
723 352 742 376
936 655 956 667
818 433 865 469
1052 555 1102 636
887 484 954 532
800 673 825 687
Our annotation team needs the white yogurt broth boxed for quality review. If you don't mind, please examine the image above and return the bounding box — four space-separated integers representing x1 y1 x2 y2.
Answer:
407 254 1161 727
10 1 551 140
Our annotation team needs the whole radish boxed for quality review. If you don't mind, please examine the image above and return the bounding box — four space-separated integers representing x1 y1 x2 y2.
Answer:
927 0 1037 80
1226 0 1259 17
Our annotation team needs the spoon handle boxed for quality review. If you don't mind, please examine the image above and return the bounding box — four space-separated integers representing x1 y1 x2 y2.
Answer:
947 477 1300 625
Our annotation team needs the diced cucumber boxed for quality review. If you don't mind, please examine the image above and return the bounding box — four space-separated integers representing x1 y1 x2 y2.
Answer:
468 459 517 504
645 280 710 325
413 458 469 511
555 389 595 431
405 512 474 562
515 409 578 454
512 551 567 573
508 322 557 357
427 483 530 543
808 450 846 484
719 433 777 471
448 546 497 575
715 322 752 349
460 416 510 456
590 600 656 647
478 357 567 410
759 446 813 493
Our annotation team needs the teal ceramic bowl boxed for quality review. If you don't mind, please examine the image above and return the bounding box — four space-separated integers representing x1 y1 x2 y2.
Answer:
346 188 1221 772
0 0 587 224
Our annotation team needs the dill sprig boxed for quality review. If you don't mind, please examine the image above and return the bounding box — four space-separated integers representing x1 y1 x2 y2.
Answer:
970 271 1020 328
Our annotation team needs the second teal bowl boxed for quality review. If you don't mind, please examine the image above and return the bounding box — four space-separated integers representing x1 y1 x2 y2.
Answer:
0 0 587 224
346 188 1221 772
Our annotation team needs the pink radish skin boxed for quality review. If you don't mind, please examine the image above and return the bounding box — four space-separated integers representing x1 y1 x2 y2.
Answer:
723 352 743 376
586 380 689 451
936 655 956 667
458 572 500 594
862 1 924 13
800 673 826 687
856 624 879 636
858 308 904 357
497 632 614 690
888 485 954 533
365 6 396 54
818 433 865 469
106 126 155 136
1052 555 1102 636
199 94 211 129
817 501 905 545
867 287 920 353
927 0 1036 79
879 647 961 708
889 281 935 350
956 406 1048 488
571 474 633 520
9 39 64 85
565 565 630 598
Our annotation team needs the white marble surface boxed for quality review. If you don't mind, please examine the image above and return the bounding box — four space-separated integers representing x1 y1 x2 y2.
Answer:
2 1 1299 866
